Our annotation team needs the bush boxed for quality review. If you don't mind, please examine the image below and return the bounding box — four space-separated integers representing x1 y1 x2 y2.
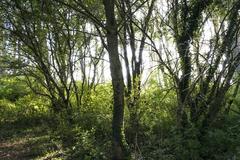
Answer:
0 76 29 101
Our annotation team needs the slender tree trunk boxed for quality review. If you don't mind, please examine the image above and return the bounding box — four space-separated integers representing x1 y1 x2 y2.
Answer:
103 0 126 159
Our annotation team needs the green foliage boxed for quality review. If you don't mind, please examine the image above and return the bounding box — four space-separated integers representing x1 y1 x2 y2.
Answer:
200 115 240 159
0 78 240 159
41 84 114 159
0 99 16 123
67 127 111 160
0 76 49 124
67 84 113 159
15 94 50 119
0 76 29 101
170 127 201 160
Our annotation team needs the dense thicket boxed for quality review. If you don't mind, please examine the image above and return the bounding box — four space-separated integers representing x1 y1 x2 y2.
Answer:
0 0 240 159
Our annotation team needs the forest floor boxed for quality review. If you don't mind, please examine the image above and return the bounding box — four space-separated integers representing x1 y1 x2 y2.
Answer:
0 119 64 160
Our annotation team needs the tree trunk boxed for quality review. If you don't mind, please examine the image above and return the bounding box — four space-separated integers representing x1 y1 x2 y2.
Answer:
103 0 126 159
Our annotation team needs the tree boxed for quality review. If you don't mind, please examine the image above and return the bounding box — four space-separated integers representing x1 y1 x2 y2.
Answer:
51 0 128 158
117 1 156 156
103 0 126 159
150 0 240 132
0 0 103 120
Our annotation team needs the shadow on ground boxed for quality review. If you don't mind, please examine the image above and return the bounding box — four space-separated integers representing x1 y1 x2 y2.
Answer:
0 119 64 160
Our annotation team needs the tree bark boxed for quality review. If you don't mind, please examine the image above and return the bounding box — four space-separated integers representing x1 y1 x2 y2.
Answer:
103 0 126 159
